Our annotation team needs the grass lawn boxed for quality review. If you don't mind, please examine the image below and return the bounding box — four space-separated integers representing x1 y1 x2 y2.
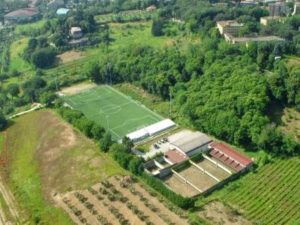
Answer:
9 37 33 73
63 85 163 140
15 19 48 35
208 157 300 225
2 110 125 224
114 83 170 118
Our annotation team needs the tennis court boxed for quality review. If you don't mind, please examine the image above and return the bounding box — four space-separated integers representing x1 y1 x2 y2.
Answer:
63 85 163 140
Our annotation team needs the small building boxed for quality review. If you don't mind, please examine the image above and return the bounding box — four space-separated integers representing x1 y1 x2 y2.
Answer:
56 8 70 16
260 16 282 26
70 27 83 39
146 5 157 12
216 20 244 36
209 142 253 173
47 0 65 11
4 8 40 25
169 131 212 157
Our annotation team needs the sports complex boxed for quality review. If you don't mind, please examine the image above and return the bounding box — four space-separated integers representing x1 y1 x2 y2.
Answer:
62 85 169 140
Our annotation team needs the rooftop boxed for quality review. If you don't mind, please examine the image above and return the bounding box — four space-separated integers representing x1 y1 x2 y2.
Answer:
209 142 253 168
217 20 244 27
231 35 284 43
164 149 187 164
70 27 82 32
5 8 39 18
56 8 70 15
170 131 212 153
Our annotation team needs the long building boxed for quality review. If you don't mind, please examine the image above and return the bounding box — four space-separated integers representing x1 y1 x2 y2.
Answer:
209 142 253 172
4 8 40 25
126 119 176 142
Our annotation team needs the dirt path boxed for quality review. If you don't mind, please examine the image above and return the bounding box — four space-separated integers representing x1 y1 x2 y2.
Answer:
9 103 44 119
0 178 21 224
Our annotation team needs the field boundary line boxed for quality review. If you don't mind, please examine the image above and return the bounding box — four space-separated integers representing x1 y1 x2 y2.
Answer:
189 161 220 182
171 169 203 193
105 85 164 120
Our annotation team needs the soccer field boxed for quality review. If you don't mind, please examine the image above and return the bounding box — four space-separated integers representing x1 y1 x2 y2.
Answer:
63 85 164 140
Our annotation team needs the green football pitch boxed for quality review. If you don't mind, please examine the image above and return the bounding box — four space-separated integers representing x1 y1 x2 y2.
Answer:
63 85 163 140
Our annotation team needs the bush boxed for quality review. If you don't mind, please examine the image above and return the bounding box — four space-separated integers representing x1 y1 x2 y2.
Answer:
31 48 56 68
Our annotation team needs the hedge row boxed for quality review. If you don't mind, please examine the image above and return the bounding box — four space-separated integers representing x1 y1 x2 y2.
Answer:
141 173 195 209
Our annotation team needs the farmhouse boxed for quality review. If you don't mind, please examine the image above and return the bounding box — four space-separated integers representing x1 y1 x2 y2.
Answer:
70 27 83 39
260 16 283 26
4 8 40 25
208 142 253 172
216 20 243 36
146 5 157 11
169 131 212 157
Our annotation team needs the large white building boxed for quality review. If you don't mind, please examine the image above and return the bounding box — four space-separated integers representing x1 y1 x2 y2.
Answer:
169 130 212 157
126 119 176 142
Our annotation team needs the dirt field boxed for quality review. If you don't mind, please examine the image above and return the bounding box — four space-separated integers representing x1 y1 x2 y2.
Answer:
56 176 189 225
162 174 200 197
35 111 125 200
198 201 252 225
178 165 218 192
59 83 97 96
57 51 85 64
196 159 231 180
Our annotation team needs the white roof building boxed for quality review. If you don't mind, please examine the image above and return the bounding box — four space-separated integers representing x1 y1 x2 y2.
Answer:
127 129 149 142
169 130 212 156
126 119 176 142
146 119 176 136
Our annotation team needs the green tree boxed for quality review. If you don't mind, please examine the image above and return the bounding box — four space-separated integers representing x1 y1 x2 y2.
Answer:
0 112 8 131
100 132 113 152
31 48 56 68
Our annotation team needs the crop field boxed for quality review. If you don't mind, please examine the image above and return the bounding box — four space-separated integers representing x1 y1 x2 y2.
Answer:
63 85 163 140
212 157 300 225
56 176 189 225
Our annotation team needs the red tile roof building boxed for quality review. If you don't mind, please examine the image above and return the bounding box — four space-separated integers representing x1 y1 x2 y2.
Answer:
164 149 188 165
209 142 253 172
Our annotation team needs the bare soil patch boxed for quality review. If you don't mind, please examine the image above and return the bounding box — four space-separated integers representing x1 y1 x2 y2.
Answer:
59 83 97 96
57 51 85 64
178 165 218 192
56 176 189 225
198 201 252 225
196 159 231 180
162 174 199 197
34 110 124 201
